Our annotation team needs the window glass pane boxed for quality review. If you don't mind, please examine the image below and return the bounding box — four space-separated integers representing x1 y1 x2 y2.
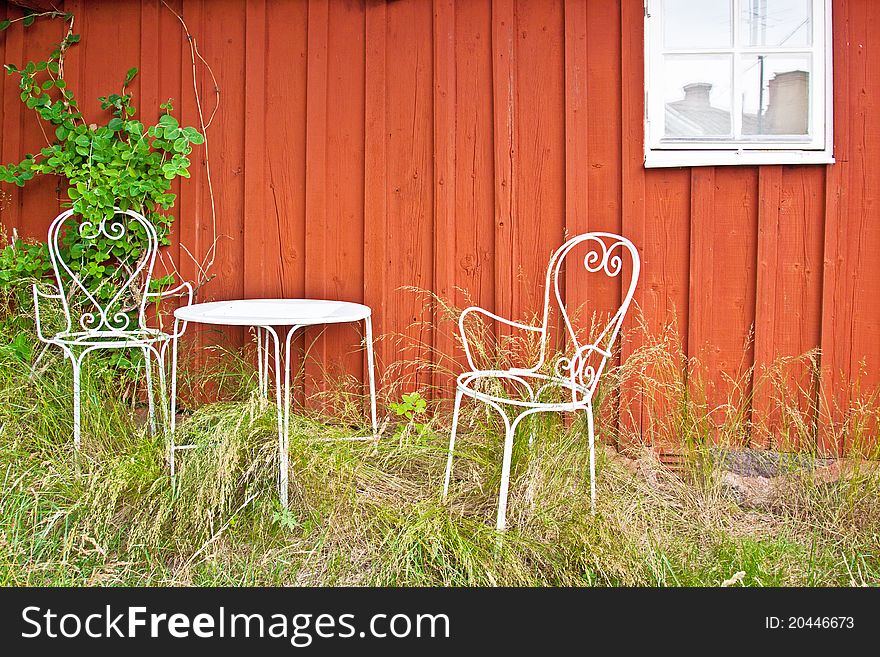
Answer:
663 0 732 49
663 55 733 139
741 54 811 136
741 0 811 47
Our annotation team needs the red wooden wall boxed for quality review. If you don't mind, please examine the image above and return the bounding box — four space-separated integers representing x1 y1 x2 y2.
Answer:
1 0 878 452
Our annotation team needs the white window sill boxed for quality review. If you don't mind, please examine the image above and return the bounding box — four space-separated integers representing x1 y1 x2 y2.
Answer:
645 149 835 168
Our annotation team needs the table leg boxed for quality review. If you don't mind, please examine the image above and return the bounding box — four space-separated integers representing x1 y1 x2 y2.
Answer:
255 327 264 397
365 316 378 439
282 325 302 504
256 326 272 400
262 326 286 507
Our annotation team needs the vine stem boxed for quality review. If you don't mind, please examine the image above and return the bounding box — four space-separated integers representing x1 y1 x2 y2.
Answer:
159 0 221 293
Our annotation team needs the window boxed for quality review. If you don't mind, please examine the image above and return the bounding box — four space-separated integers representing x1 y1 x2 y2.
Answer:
644 0 833 167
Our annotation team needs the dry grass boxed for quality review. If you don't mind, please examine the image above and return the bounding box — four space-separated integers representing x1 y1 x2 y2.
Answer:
0 294 878 587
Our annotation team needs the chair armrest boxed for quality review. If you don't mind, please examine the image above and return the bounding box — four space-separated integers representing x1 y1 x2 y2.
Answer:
458 306 543 372
32 284 64 343
145 281 194 307
144 281 194 337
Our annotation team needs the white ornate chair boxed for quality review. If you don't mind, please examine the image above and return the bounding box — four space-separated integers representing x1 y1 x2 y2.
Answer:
32 208 192 455
442 232 640 530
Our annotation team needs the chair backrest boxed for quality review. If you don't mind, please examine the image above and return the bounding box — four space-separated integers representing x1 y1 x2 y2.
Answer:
47 208 159 334
534 232 640 402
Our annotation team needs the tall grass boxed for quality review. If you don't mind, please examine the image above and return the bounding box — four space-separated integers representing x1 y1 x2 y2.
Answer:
0 296 878 586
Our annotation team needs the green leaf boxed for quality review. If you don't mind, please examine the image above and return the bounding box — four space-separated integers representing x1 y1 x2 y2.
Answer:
0 20 11 31
108 118 124 131
55 125 69 140
66 33 81 43
183 127 205 144
158 114 179 129
22 16 35 28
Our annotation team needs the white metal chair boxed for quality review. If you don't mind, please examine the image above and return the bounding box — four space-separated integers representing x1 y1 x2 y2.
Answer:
32 208 192 459
442 232 640 530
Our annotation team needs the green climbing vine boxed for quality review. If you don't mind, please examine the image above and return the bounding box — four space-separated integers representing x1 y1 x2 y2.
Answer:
0 10 204 320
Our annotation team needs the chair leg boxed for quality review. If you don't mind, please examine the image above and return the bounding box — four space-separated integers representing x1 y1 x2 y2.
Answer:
71 353 82 450
169 330 180 481
365 316 378 440
586 406 596 514
171 323 180 435
142 348 157 435
155 351 169 433
496 421 515 532
442 388 464 500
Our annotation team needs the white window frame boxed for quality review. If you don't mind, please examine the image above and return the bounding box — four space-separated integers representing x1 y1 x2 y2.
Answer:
644 0 834 168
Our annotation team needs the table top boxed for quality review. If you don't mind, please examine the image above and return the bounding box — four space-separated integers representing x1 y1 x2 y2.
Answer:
174 298 371 327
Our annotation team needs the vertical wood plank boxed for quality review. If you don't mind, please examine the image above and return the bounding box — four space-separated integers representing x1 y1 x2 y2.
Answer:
0 3 26 234
687 167 716 434
492 0 516 326
139 0 171 275
266 0 308 301
819 0 852 453
263 0 308 406
433 0 457 398
364 0 388 382
303 0 330 400
155 0 184 287
563 0 588 314
841 0 880 453
690 167 759 443
640 168 691 446
453 0 495 335
512 0 565 325
199 0 245 314
382 0 434 393
775 166 825 450
17 8 65 235
315 0 367 406
177 0 201 295
243 0 271 298
820 0 880 456
619 0 647 442
585 0 622 294
752 165 783 449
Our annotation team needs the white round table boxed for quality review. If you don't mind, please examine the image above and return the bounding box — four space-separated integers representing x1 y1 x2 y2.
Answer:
173 299 378 506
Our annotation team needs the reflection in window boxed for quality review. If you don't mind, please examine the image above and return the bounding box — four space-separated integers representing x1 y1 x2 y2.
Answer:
741 55 810 136
663 55 732 138
741 0 811 47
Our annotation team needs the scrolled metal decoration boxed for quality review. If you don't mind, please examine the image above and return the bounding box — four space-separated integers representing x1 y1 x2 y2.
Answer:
49 209 157 334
